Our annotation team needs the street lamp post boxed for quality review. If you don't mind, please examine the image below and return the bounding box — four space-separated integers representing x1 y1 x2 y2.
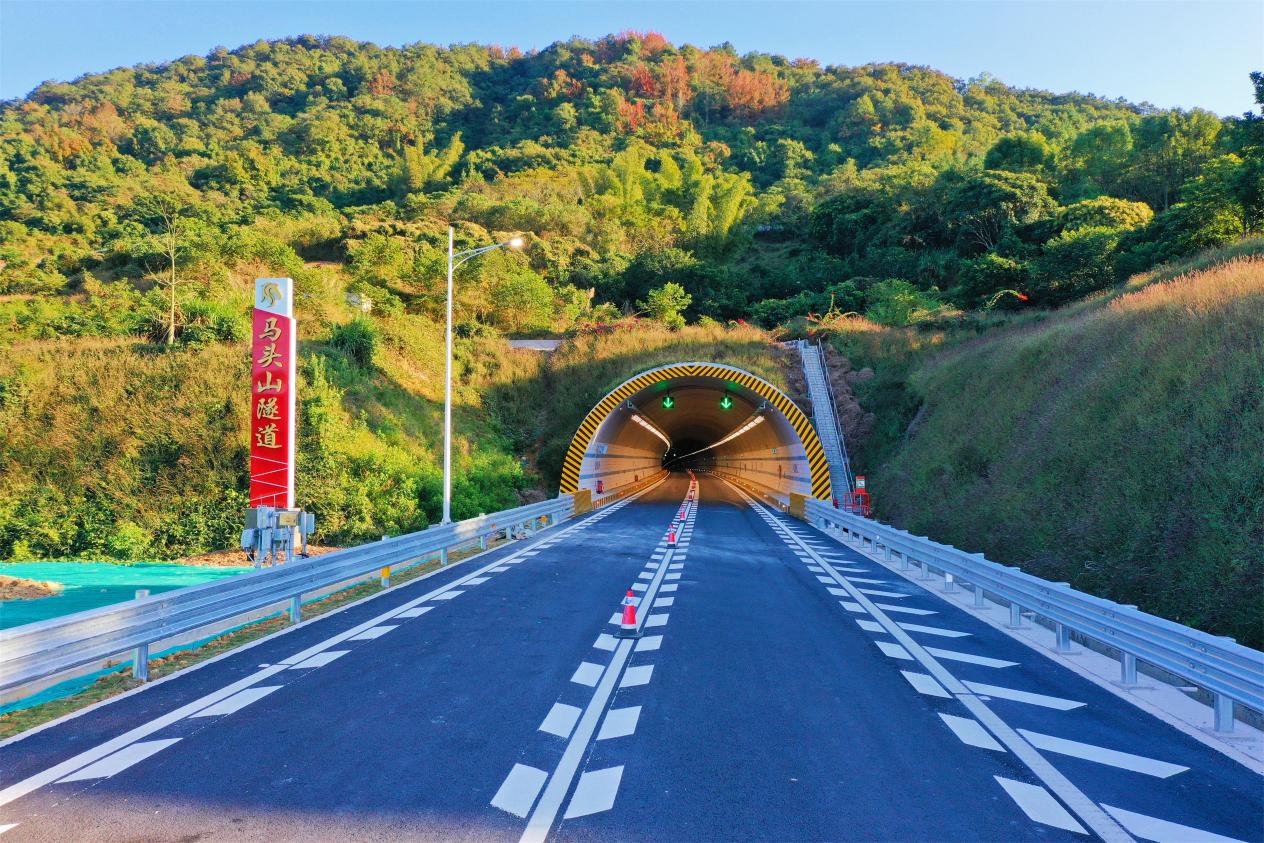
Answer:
443 226 523 524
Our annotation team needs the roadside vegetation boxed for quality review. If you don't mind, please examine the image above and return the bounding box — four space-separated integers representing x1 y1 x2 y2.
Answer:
820 248 1264 647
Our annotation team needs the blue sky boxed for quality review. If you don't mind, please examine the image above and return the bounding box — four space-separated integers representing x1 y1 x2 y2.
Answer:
1 1 1260 114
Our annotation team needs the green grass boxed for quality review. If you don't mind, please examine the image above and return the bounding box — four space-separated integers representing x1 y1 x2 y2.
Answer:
866 254 1264 646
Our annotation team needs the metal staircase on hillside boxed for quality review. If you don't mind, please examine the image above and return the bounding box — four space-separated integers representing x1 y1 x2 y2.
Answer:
793 340 855 499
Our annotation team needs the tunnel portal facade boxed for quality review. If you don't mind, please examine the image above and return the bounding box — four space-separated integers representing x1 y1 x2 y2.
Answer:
559 362 832 501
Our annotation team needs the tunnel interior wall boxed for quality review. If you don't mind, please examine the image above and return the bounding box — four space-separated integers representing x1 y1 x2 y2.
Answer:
561 363 831 502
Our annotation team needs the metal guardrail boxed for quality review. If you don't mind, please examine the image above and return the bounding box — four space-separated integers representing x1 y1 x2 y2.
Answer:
0 496 575 695
802 498 1264 732
592 471 667 507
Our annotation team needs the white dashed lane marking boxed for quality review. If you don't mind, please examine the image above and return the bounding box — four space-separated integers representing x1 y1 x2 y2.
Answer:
593 633 618 652
1017 730 1188 778
1102 805 1249 843
620 665 654 688
924 647 1016 668
896 622 970 638
634 636 662 652
349 625 397 640
57 739 182 783
994 777 1086 835
963 681 1084 710
900 671 952 698
571 662 605 687
288 650 348 669
563 766 623 819
394 606 434 618
188 686 282 718
492 764 548 818
597 706 641 740
939 714 1005 751
540 703 583 739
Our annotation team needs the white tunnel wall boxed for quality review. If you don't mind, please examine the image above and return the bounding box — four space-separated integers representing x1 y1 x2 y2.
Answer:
577 409 665 494
698 409 812 500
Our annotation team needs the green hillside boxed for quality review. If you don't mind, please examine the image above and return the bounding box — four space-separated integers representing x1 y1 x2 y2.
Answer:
830 247 1263 647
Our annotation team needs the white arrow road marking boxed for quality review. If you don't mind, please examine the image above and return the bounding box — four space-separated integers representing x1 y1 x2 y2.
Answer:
539 704 583 739
492 764 549 818
1101 804 1250 843
597 707 641 740
995 777 1087 834
963 682 1085 710
1018 731 1188 778
58 739 181 783
188 686 282 718
563 767 624 819
939 714 1005 751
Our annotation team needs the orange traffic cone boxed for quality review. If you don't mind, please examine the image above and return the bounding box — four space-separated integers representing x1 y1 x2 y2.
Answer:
667 526 678 547
618 589 640 638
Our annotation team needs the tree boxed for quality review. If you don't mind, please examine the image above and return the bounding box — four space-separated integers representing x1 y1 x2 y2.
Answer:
984 132 1054 177
947 171 1056 254
490 271 554 333
1031 226 1122 305
123 192 215 345
639 282 692 329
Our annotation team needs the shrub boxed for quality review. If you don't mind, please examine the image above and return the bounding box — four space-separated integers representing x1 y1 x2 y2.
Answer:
1031 226 1122 305
330 317 380 368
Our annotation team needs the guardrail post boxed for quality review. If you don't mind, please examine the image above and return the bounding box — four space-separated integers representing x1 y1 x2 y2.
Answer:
943 572 956 593
1213 693 1235 732
1008 603 1026 629
1120 651 1137 686
918 561 932 581
289 595 302 623
1054 623 1072 652
479 533 488 551
900 553 912 572
380 566 391 588
132 589 150 681
441 547 449 565
972 584 987 608
883 545 893 562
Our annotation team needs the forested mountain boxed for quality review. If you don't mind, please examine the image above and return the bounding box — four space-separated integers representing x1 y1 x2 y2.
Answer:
2 31 1260 339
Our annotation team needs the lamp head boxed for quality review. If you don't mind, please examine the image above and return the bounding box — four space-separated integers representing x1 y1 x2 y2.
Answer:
508 236 524 250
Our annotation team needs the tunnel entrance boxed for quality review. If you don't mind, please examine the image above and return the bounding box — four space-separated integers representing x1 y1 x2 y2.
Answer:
560 362 831 501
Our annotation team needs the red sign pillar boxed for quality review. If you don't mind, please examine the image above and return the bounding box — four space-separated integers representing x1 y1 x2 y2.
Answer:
249 278 296 508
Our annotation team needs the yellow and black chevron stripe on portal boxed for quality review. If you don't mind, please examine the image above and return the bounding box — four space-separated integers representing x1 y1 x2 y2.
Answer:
559 362 832 500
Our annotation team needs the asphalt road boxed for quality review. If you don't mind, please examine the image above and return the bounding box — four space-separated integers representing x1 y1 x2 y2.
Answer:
0 475 1258 842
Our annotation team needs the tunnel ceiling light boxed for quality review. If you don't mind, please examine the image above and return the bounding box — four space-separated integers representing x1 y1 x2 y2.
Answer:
672 414 765 461
630 413 672 449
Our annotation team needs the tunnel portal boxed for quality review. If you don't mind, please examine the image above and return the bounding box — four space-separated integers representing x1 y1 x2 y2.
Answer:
559 362 832 501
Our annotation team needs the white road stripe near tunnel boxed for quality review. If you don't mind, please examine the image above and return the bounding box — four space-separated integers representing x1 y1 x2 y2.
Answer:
939 714 1005 751
1102 804 1250 843
188 686 282 717
995 776 1087 834
57 739 182 782
1018 730 1187 777
725 481 1133 843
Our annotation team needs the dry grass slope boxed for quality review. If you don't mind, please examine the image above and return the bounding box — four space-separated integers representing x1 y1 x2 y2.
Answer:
877 257 1264 645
